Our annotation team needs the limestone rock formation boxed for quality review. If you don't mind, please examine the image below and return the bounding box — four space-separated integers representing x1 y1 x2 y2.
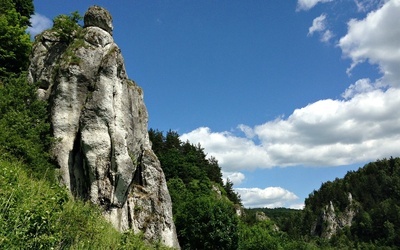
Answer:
28 6 179 248
311 193 357 239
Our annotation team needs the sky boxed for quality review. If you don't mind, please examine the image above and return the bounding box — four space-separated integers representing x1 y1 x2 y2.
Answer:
29 0 400 209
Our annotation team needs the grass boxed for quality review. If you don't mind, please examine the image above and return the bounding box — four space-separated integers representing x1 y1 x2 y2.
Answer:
0 158 172 249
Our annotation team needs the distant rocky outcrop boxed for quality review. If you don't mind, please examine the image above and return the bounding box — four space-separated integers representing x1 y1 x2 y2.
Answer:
255 211 279 232
28 6 179 248
311 193 357 239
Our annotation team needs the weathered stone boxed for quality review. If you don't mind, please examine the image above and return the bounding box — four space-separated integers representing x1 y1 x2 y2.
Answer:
28 6 179 249
84 5 113 35
255 211 269 221
311 192 357 239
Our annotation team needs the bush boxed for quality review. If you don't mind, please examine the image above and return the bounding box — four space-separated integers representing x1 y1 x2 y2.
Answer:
174 193 239 250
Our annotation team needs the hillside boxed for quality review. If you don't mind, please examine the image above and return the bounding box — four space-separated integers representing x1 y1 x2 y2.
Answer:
302 157 400 247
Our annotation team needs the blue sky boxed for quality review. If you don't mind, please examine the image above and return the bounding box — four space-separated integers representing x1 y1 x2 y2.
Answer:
30 0 400 209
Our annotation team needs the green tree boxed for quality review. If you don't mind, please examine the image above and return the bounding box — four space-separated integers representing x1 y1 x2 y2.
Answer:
224 178 242 205
176 195 239 250
0 73 53 179
12 0 34 24
150 129 222 184
0 0 32 77
206 156 223 185
52 11 82 43
238 220 281 250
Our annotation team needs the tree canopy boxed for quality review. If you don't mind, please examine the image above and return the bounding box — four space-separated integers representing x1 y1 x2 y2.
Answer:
0 0 32 78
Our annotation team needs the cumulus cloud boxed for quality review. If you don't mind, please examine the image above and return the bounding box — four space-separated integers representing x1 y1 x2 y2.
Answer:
180 127 271 171
181 87 400 171
341 78 380 99
27 13 52 38
238 124 255 139
308 14 327 35
235 187 299 208
297 0 333 11
223 172 245 185
308 14 334 43
321 30 334 43
339 0 400 86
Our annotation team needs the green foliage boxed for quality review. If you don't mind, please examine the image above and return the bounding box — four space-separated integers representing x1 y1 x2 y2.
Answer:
0 159 67 248
168 177 240 249
0 0 32 77
238 220 281 250
224 178 242 205
238 219 322 250
237 158 400 249
12 0 34 24
149 129 225 187
0 0 34 25
243 207 303 237
150 129 240 249
0 73 54 179
52 11 82 43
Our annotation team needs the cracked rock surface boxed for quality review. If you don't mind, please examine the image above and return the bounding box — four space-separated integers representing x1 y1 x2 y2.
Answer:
28 6 179 248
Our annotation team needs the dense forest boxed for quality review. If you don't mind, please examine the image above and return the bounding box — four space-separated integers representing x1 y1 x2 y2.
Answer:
1 0 400 248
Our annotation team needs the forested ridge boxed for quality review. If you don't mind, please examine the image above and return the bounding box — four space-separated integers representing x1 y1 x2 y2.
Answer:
302 157 400 247
244 158 400 248
1 0 400 248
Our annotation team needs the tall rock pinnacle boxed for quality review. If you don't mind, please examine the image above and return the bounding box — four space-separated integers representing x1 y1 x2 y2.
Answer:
28 6 179 248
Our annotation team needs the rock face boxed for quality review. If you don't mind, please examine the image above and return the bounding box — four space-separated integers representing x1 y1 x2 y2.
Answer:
28 6 179 248
311 193 357 239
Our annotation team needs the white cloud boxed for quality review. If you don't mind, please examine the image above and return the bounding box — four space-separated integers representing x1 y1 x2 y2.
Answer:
308 14 327 36
235 187 299 208
297 0 333 11
289 203 305 210
339 0 400 87
27 13 52 38
181 87 400 171
180 127 271 171
354 0 384 12
238 124 255 138
308 14 334 43
223 172 245 185
321 30 334 43
341 78 379 99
